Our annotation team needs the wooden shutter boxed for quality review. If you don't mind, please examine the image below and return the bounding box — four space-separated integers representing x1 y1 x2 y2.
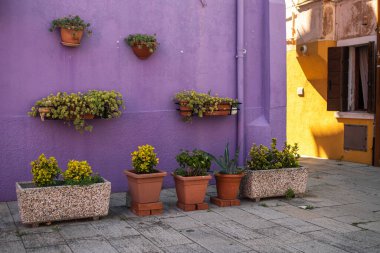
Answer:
367 42 375 113
327 47 349 111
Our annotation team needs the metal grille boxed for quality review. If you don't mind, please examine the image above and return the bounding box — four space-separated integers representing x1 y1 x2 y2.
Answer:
344 125 367 151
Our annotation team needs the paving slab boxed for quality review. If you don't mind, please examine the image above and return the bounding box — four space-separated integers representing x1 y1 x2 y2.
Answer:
91 219 140 239
68 238 118 253
239 205 289 220
161 215 204 230
206 219 265 241
181 226 250 253
257 226 312 244
0 240 26 253
356 221 380 233
305 229 379 253
108 235 163 253
161 243 211 253
21 231 65 249
240 237 303 253
138 224 192 247
59 224 102 240
271 217 324 233
26 245 72 253
292 240 350 253
308 217 362 233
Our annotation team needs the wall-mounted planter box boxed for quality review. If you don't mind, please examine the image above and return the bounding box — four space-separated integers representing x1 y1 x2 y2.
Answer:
174 90 240 121
16 179 111 226
29 90 125 132
240 167 308 201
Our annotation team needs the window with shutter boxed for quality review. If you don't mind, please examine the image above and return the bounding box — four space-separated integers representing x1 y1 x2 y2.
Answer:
327 47 348 111
327 43 375 113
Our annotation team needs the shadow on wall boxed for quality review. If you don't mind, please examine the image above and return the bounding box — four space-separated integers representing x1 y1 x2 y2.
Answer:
296 42 329 101
310 125 343 159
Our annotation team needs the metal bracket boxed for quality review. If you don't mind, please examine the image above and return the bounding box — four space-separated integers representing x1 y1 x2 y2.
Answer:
236 48 247 58
200 0 207 7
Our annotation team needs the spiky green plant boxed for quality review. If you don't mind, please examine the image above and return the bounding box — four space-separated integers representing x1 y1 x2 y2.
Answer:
207 143 243 175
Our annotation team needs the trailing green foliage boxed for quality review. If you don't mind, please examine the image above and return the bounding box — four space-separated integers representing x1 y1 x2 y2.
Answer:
246 138 300 170
30 154 61 187
131 145 159 174
125 34 158 53
174 90 239 120
28 90 125 132
207 143 243 175
174 149 211 177
49 15 92 35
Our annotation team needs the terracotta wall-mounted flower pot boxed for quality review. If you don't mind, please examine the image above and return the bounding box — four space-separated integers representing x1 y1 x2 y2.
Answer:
173 173 211 204
215 173 244 200
124 170 167 203
204 104 232 116
131 44 154 60
60 28 84 47
179 101 192 117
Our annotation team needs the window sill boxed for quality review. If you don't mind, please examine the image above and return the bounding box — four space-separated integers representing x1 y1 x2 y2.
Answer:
334 111 374 120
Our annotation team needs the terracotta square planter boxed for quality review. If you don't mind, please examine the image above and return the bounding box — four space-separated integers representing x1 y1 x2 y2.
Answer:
16 179 111 225
124 170 167 204
173 174 212 205
240 167 308 200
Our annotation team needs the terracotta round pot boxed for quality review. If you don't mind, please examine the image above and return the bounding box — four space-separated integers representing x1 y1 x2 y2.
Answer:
81 113 95 120
204 104 232 116
215 173 245 200
60 28 84 46
124 170 167 203
131 44 155 60
173 173 212 204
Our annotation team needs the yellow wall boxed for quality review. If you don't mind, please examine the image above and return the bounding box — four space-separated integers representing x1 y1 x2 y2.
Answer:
287 40 374 165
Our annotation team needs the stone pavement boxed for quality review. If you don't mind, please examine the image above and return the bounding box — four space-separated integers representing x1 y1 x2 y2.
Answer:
1 158 380 253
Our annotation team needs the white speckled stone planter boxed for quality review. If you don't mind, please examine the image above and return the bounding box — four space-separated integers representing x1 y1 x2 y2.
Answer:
240 167 308 201
16 179 111 225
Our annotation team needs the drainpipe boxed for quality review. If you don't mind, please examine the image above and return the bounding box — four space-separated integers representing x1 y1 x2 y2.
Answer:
237 0 245 165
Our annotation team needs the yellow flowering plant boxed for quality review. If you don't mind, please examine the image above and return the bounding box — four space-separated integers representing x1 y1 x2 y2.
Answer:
30 154 61 187
63 160 93 183
131 145 159 174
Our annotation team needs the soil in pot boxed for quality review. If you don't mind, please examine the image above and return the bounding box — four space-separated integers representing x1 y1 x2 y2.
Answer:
60 28 84 46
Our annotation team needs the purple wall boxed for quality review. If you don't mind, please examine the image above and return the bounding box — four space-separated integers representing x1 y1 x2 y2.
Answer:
0 0 286 201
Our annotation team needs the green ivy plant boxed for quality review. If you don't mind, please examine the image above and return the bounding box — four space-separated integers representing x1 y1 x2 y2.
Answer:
49 15 92 35
174 90 239 120
174 149 211 177
207 143 243 175
246 138 300 170
125 33 158 52
28 90 125 132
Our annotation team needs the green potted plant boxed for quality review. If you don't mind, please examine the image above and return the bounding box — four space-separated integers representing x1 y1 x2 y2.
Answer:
125 33 158 59
124 145 167 216
174 90 240 121
207 144 245 207
28 90 125 132
173 149 212 211
16 154 111 226
240 138 308 202
49 15 92 47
